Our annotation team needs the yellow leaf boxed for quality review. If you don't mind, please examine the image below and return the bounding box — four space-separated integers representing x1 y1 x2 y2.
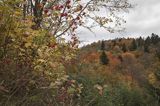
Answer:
25 42 32 48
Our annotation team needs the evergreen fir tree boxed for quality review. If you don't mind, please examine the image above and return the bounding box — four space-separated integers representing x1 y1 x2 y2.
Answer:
101 40 105 50
100 41 109 65
100 51 109 65
151 33 159 45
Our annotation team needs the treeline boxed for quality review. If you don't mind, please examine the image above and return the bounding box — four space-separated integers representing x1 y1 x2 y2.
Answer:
81 33 160 56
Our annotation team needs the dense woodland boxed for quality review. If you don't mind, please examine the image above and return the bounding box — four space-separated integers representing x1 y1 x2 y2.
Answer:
65 33 160 106
1 0 160 106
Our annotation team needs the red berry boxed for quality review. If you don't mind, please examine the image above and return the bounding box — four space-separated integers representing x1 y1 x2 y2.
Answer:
60 5 64 8
54 5 61 10
64 13 68 16
61 13 64 17
61 13 68 17
44 9 49 14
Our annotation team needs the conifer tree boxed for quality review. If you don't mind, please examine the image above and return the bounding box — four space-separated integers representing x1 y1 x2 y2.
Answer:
100 51 109 65
100 41 109 65
151 33 159 45
101 40 105 50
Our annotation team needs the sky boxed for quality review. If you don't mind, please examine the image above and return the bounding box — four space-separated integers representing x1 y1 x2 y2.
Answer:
78 0 160 46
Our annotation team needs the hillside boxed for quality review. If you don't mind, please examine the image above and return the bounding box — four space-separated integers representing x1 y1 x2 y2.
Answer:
64 33 160 106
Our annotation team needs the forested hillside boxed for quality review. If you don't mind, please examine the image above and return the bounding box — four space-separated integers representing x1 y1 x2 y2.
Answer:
1 0 160 106
65 33 160 106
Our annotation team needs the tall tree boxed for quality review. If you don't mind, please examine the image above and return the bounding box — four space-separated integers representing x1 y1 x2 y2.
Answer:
101 40 105 50
100 51 109 65
100 41 109 65
151 33 159 45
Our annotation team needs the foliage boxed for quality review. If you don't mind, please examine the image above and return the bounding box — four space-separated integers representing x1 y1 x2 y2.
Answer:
70 74 147 106
0 0 78 105
4 0 160 106
75 35 160 106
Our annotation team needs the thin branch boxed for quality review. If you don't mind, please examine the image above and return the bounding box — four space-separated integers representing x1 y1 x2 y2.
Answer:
55 0 93 38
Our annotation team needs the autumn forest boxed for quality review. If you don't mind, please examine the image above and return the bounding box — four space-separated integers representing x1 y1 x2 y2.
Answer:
0 0 160 106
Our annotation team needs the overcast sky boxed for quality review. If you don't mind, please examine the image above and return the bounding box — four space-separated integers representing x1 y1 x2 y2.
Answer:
78 0 160 46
